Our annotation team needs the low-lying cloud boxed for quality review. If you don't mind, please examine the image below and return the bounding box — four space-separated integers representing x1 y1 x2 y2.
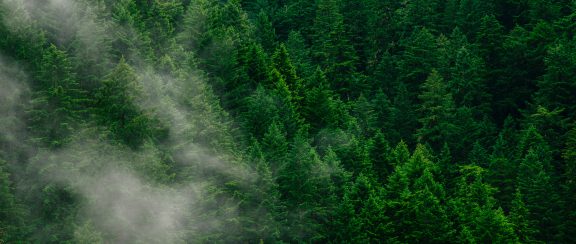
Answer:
1 0 264 242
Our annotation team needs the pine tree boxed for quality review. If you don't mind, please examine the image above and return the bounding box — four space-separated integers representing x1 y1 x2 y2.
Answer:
371 51 398 95
28 44 84 148
447 44 491 115
228 42 270 112
272 0 316 40
0 159 28 243
495 26 539 121
277 133 325 241
0 0 46 70
371 89 393 131
396 27 437 94
475 14 508 122
417 70 458 151
449 165 518 243
337 173 389 242
272 43 303 107
269 68 303 138
285 31 313 78
110 0 154 61
341 0 372 71
242 85 279 139
350 94 376 136
509 190 539 243
516 149 562 242
261 121 289 173
311 0 358 98
453 0 496 38
389 83 418 145
469 142 490 168
368 131 393 182
94 57 151 148
254 10 277 51
397 0 441 30
178 0 214 52
243 139 283 241
516 126 552 170
385 145 454 243
301 67 344 132
536 40 576 118
526 0 563 24
487 118 520 211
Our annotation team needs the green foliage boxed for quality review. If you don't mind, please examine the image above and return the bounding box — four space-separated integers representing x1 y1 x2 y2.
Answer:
563 126 576 242
311 0 359 98
0 159 28 243
396 27 438 93
272 43 303 106
509 190 539 243
536 39 576 118
1 0 576 242
368 131 393 182
450 166 518 243
94 58 161 148
517 148 562 241
417 70 458 151
73 221 104 244
301 67 346 132
385 145 454 243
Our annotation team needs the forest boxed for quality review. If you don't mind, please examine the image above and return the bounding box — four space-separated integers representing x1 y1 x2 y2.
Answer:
0 0 575 243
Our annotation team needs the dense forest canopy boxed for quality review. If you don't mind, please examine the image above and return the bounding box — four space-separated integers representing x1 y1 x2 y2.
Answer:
0 0 575 242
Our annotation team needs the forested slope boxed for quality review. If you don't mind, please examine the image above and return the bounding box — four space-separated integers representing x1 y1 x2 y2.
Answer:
1 0 575 243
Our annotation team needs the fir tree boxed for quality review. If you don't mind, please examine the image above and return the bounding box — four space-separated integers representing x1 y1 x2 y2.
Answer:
417 70 458 151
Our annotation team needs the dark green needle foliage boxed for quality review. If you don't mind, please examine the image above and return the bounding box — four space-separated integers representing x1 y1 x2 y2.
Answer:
1 0 575 242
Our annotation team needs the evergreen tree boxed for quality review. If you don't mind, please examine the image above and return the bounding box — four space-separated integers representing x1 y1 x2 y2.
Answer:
261 121 289 173
272 0 316 40
536 40 576 118
28 44 84 148
311 0 359 98
371 89 393 131
397 0 441 30
2 0 576 242
277 133 325 241
449 165 518 243
350 94 376 136
242 85 279 139
285 31 313 78
0 159 28 243
448 45 491 115
368 130 393 182
243 139 283 241
269 68 303 138
94 57 152 148
396 27 437 95
385 145 454 243
254 9 277 51
417 70 458 151
488 118 520 211
272 43 303 106
516 149 562 241
509 189 539 243
389 83 418 145
337 173 389 242
301 67 345 132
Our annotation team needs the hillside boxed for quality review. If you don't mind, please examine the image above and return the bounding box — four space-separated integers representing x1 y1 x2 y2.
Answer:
1 0 575 243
